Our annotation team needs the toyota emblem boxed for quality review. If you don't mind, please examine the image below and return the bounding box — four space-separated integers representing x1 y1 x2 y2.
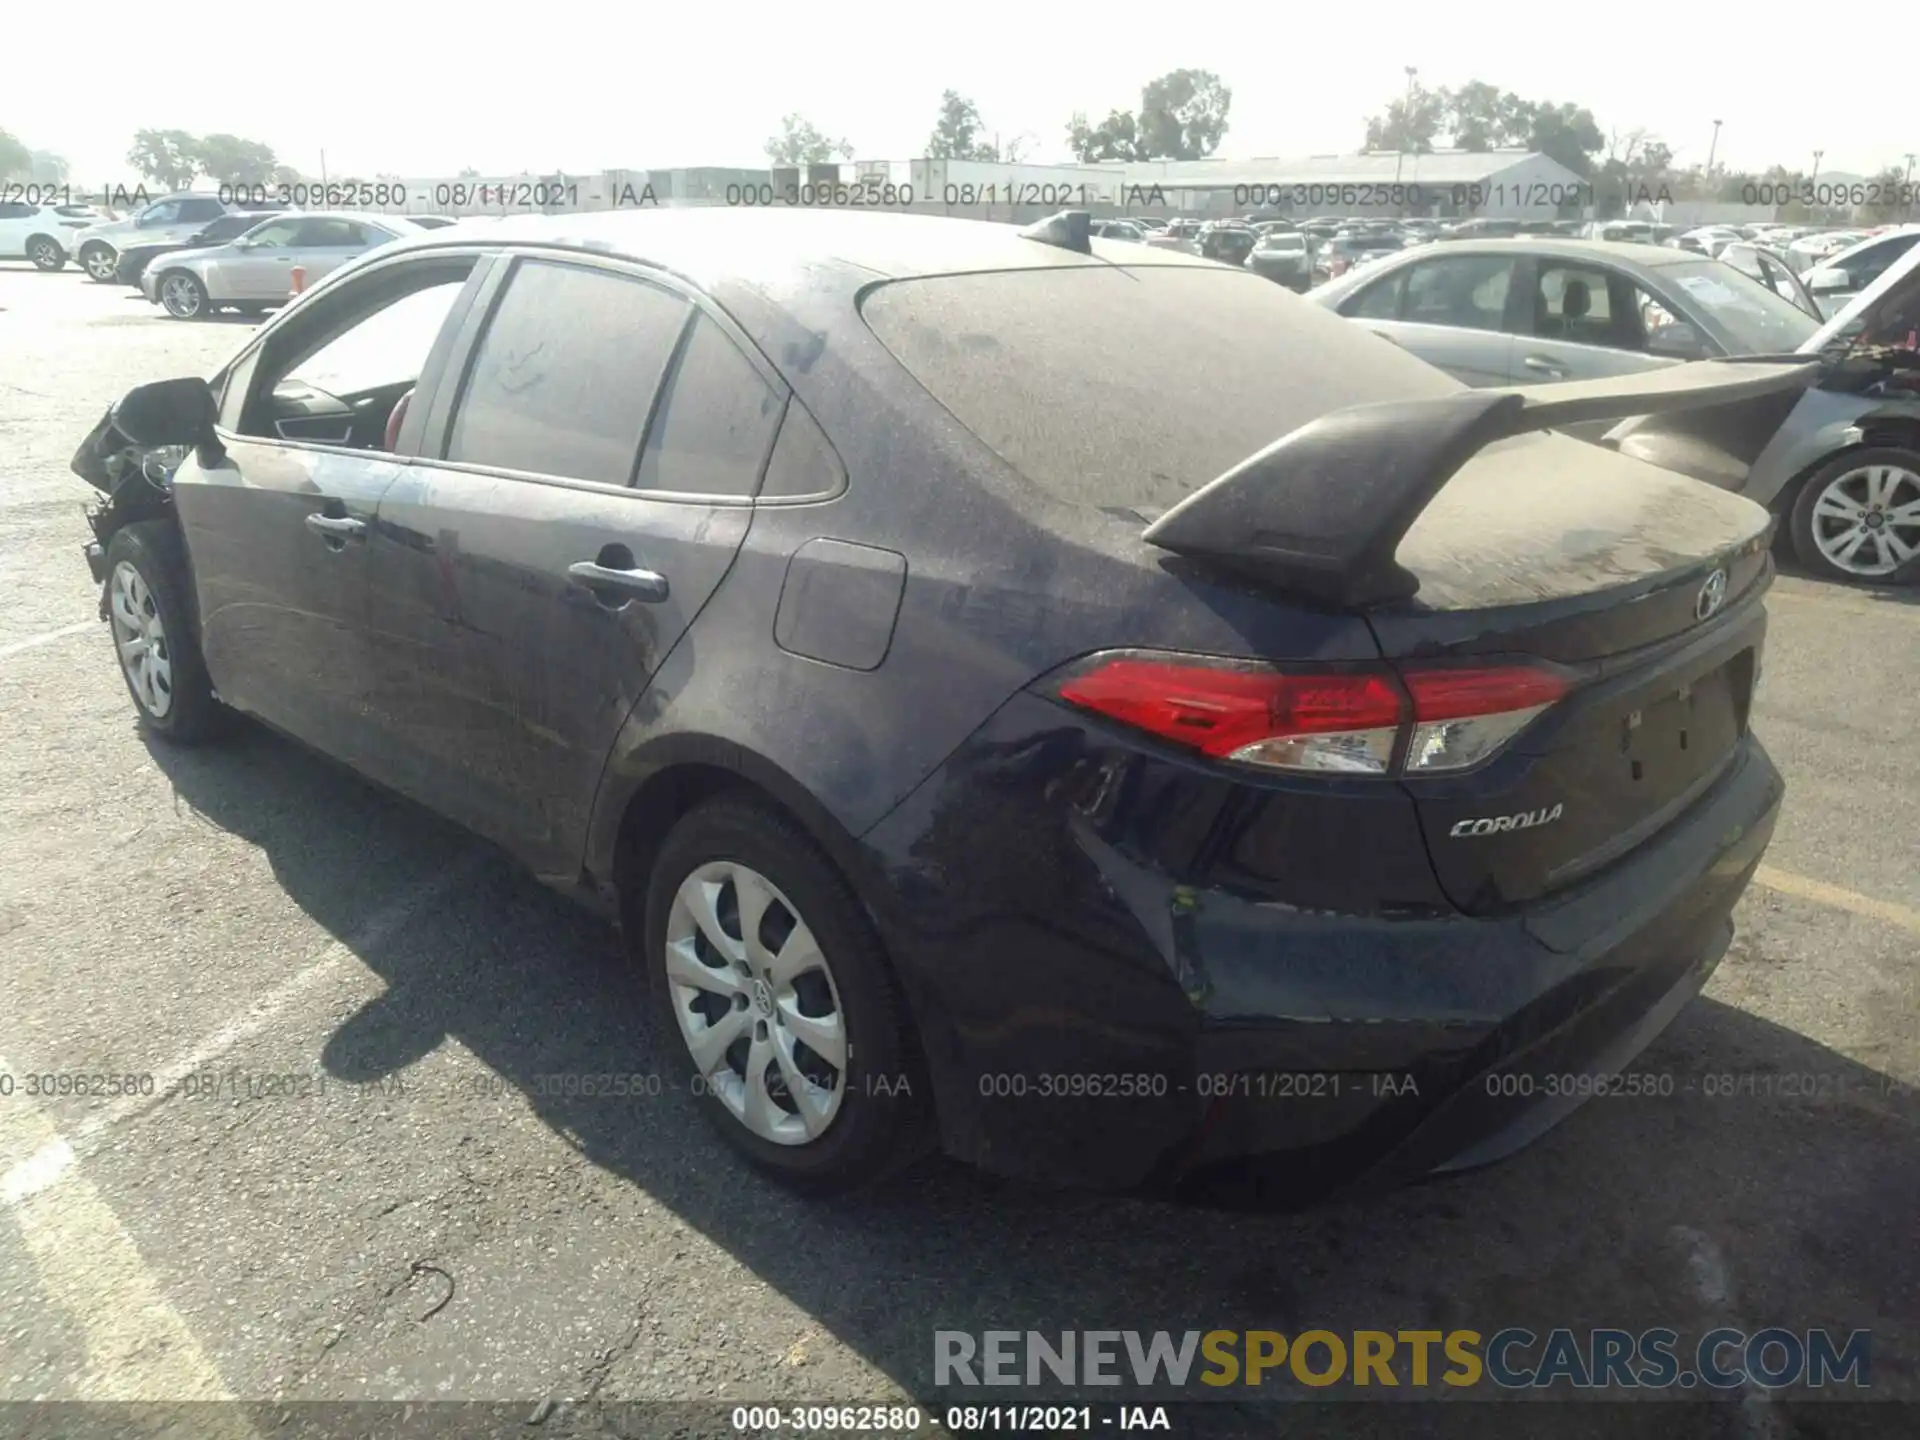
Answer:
1695 568 1728 622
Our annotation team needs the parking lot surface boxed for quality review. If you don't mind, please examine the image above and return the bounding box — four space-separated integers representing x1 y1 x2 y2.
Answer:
0 262 1914 1438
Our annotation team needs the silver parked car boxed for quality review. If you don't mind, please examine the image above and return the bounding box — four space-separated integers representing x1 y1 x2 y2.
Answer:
1609 241 1920 584
142 212 422 319
1797 225 1920 317
1308 239 1819 389
66 192 278 282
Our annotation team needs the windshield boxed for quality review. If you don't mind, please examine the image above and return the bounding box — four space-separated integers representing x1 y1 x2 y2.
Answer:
1661 260 1820 352
1261 234 1306 251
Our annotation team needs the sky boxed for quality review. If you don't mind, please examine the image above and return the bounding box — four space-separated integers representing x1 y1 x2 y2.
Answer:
10 2 1914 187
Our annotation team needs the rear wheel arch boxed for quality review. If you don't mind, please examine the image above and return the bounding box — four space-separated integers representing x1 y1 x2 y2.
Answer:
1771 419 1920 524
603 741 879 945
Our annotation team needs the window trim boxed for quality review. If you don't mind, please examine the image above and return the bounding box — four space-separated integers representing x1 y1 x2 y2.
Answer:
423 247 794 508
213 245 500 460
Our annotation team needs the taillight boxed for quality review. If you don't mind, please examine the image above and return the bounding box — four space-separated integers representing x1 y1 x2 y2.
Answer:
1400 665 1568 773
1053 654 1568 777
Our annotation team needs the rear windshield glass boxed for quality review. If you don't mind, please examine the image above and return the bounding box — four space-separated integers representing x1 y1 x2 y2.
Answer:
860 265 1459 512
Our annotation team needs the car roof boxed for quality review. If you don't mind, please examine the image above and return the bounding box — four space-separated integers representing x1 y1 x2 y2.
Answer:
380 208 1220 288
1368 236 1693 273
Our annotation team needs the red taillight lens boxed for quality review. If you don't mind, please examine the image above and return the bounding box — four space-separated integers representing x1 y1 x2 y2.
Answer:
1056 657 1407 774
1054 655 1569 777
1402 666 1569 722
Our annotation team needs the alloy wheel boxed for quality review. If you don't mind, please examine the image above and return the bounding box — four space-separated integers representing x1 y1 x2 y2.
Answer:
109 561 174 719
29 238 62 269
1808 463 1920 578
663 860 848 1145
160 274 204 319
83 246 116 280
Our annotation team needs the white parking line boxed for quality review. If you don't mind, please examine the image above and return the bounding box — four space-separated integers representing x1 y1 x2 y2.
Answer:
0 1067 254 1413
0 620 95 660
3 854 485 1206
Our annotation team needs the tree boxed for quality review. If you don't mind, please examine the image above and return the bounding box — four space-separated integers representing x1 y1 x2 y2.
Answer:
1519 101 1605 177
28 149 68 183
1066 69 1231 163
765 114 853 166
1066 109 1144 163
1137 69 1231 160
127 129 200 189
1363 84 1444 154
927 90 997 161
0 128 34 180
272 164 303 186
1441 82 1530 150
1862 167 1914 223
192 133 277 186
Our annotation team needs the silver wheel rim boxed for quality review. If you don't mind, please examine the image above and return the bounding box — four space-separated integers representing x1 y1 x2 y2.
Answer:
160 275 202 317
1810 463 1920 577
84 247 115 278
664 860 848 1146
109 561 174 719
31 240 58 266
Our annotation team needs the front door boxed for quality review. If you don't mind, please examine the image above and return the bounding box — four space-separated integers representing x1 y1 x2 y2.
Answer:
364 255 785 877
175 248 490 769
1511 259 1675 385
218 215 308 300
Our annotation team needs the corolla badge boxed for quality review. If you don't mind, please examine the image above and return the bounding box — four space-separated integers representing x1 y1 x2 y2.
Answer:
1695 568 1729 622
1449 804 1564 838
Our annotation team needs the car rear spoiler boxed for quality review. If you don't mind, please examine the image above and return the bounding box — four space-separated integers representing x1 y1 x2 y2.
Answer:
1141 359 1821 608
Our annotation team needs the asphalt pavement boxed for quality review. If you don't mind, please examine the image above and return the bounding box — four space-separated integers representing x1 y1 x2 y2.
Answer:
0 261 1913 1440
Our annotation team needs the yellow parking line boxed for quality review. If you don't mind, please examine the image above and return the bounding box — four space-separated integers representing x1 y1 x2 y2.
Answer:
1753 865 1920 935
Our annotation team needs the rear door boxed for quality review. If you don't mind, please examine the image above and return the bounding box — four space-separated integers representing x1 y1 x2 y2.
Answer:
293 217 386 285
0 200 33 255
1341 252 1520 386
366 252 783 876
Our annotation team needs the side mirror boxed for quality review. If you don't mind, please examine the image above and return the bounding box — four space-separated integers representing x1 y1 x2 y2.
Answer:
112 377 218 448
1647 321 1707 361
1805 267 1852 295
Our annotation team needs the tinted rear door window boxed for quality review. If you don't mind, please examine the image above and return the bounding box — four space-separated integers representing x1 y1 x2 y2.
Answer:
447 259 690 486
633 314 785 498
861 265 1459 513
1401 255 1514 332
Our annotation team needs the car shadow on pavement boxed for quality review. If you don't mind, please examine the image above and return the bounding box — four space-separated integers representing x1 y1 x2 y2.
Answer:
138 722 1918 1423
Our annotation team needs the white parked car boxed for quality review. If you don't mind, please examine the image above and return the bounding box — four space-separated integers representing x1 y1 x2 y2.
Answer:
139 211 422 319
0 199 104 270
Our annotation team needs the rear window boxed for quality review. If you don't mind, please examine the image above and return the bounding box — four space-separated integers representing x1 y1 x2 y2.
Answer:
861 265 1459 512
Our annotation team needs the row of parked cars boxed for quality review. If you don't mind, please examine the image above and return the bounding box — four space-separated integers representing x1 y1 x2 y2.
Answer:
0 190 454 317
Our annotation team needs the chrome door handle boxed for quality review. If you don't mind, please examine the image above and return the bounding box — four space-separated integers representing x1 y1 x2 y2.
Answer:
304 513 366 539
568 560 669 604
1522 354 1568 378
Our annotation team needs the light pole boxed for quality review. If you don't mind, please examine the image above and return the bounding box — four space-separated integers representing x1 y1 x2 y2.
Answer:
1394 66 1418 186
1810 149 1824 182
1705 120 1722 177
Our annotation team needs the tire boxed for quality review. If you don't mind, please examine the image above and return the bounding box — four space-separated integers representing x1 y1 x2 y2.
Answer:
643 795 931 1194
80 243 118 282
27 235 66 270
102 522 231 744
157 270 209 320
1788 447 1920 584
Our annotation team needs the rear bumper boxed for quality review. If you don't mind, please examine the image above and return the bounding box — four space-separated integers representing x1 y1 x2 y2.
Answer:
858 693 1782 1199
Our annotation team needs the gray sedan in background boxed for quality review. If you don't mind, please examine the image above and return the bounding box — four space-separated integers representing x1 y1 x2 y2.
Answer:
1308 238 1819 388
142 212 421 319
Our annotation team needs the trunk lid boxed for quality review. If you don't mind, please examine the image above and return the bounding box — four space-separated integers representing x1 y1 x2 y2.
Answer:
1370 431 1773 914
